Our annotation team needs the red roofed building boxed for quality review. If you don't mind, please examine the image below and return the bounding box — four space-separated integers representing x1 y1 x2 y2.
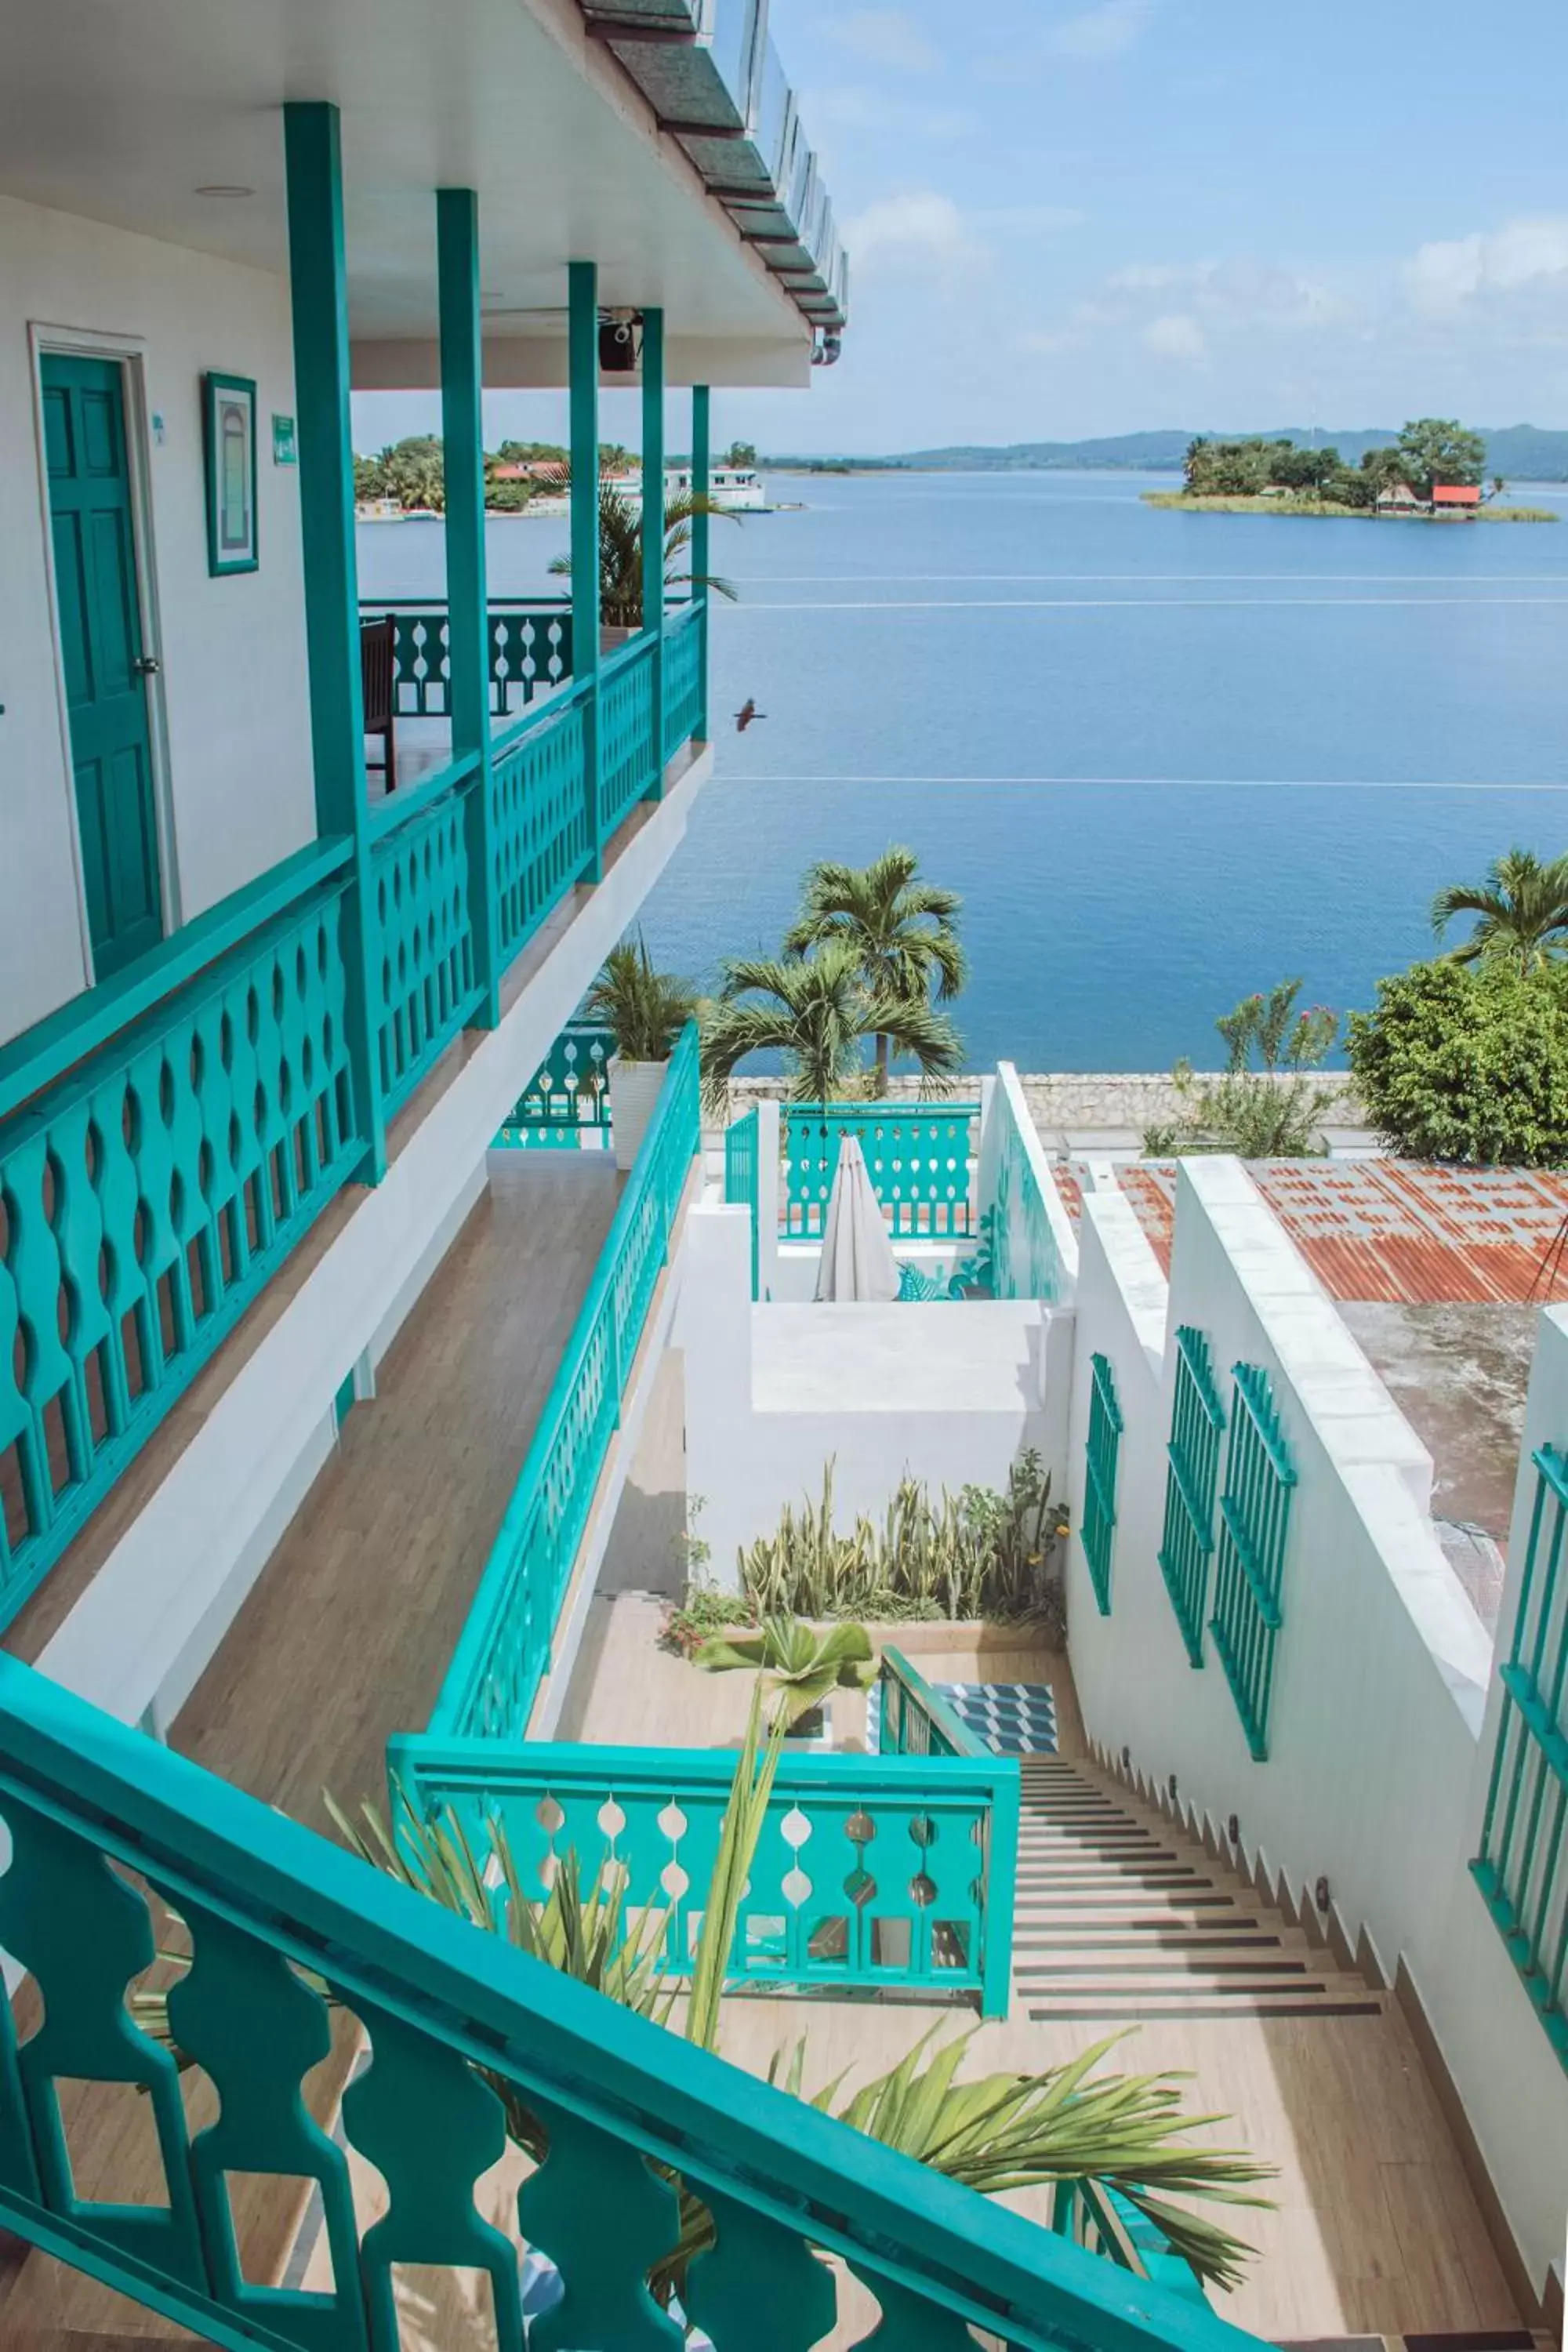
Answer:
1432 481 1483 509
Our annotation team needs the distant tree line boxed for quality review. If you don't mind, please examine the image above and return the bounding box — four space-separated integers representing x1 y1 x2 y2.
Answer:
1182 417 1499 509
353 435 639 514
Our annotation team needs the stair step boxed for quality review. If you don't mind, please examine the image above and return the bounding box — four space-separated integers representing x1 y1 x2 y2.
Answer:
1027 1997 1384 2021
1011 1931 1283 1951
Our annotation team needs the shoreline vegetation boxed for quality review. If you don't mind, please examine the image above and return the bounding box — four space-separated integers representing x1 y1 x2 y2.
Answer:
1142 488 1556 522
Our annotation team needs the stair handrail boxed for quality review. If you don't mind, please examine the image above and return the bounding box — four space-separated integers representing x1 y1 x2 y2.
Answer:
0 1655 1257 2352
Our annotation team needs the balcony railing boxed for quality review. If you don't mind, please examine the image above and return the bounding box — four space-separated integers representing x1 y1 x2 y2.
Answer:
368 597 574 718
0 604 706 1631
782 1101 981 1240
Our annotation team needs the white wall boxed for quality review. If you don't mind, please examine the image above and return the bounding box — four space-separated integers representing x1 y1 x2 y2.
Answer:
1065 1156 1568 2298
0 193 314 1041
681 1201 1073 1589
36 751 712 1729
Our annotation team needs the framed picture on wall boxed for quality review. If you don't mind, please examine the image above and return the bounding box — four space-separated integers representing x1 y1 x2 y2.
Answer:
202 371 258 575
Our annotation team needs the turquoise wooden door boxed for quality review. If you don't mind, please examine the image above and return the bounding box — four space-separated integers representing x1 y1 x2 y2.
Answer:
42 354 164 977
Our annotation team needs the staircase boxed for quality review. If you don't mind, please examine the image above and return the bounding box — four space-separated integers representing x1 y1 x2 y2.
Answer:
1011 1756 1384 2022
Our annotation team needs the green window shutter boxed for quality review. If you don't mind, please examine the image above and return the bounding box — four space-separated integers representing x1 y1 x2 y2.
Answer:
1157 1326 1226 1666
1209 1363 1296 1760
1082 1352 1124 1616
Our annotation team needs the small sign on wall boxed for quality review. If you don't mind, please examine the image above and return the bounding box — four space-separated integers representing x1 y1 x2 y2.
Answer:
271 412 298 466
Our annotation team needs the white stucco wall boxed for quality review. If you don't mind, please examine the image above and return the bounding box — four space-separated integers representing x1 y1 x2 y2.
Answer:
0 193 314 1041
681 1201 1073 1588
1065 1157 1568 2297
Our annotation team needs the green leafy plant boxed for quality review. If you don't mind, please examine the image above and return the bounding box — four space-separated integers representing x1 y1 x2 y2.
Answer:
1144 978 1341 1157
694 1613 877 1727
544 466 738 627
782 848 968 1094
583 935 695 1063
770 2026 1273 2293
736 1454 1067 1632
1348 956 1568 1165
699 937 963 1116
1431 846 1568 971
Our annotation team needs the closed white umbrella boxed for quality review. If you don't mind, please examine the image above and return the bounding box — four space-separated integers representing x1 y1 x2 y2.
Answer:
815 1132 900 1303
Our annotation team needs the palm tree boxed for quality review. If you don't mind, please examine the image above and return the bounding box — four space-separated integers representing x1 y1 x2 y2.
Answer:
783 848 967 1091
544 466 737 628
1432 848 1568 970
699 938 962 1115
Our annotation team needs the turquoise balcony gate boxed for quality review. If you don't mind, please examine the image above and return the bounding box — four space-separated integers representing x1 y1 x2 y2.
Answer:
781 1102 979 1239
371 598 574 717
496 1024 614 1148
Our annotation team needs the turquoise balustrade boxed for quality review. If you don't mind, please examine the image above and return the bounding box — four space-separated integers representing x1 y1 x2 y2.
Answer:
497 1023 614 1148
490 684 594 966
0 1653 1253 2352
878 1644 983 1762
599 632 661 835
430 1024 700 1739
0 863 365 1626
371 599 574 718
1210 1362 1296 1761
388 1733 1019 2015
1472 1442 1568 2067
367 764 486 1113
782 1101 979 1240
979 1065 1074 1302
723 1105 760 1297
662 601 703 760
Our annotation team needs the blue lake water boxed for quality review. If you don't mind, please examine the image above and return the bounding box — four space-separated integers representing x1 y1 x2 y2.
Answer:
358 471 1568 1069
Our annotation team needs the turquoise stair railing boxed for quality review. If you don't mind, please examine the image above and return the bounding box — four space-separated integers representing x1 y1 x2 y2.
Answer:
389 1734 1019 2013
428 1024 701 1740
0 1653 1255 2352
723 1105 760 1297
496 1023 614 1148
781 1101 980 1240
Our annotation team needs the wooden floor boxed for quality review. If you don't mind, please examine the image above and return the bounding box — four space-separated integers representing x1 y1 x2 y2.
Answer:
559 1596 1522 2347
1 1149 624 2346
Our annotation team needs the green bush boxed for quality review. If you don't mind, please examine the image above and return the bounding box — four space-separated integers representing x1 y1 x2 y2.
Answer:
1347 959 1568 1165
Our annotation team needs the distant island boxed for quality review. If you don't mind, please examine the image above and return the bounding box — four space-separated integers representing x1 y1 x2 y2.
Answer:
763 420 1568 484
1141 420 1555 523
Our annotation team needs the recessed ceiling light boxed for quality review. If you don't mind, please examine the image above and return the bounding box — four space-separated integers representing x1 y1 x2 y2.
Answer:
195 184 254 198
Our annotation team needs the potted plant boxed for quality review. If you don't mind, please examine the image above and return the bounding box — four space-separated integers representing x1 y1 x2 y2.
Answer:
583 935 696 1170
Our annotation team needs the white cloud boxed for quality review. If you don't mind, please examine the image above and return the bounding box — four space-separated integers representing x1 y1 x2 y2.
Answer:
1044 1 1153 60
822 9 941 73
1404 216 1568 339
842 191 991 286
1144 313 1208 364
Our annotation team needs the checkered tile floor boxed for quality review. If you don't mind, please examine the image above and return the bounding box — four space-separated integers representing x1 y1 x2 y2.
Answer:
868 1679 1058 1755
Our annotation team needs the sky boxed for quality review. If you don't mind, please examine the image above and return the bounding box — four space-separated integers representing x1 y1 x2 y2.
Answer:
355 0 1568 459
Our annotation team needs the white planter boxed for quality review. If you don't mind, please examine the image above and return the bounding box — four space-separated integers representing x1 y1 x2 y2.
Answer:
609 1057 667 1171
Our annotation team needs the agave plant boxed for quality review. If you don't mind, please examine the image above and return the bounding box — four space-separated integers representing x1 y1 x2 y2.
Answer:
694 1613 876 1728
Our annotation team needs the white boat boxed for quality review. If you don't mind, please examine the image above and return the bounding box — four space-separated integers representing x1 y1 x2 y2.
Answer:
664 462 768 511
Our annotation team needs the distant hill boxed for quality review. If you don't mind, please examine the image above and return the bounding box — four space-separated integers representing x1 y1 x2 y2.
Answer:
768 425 1568 481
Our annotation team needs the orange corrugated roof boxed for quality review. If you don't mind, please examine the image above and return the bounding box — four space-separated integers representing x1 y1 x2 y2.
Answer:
1066 1160 1568 1305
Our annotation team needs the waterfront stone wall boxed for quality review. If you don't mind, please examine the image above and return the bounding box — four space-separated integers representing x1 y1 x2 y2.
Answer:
727 1071 1369 1149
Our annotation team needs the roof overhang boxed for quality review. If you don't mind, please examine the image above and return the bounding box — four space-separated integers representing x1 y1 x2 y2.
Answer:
0 0 833 386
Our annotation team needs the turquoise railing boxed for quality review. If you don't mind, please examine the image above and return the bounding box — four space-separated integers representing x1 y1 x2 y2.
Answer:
0 1654 1250 2352
723 1105 760 1297
388 1733 1020 2016
979 1064 1074 1302
497 1023 613 1147
1473 1442 1568 2067
1083 1352 1124 1616
1210 1363 1296 1761
878 1644 983 1761
1159 1326 1226 1668
367 762 486 1112
599 633 661 835
430 1024 701 1740
663 600 703 759
490 682 593 965
1053 2177 1213 2307
0 859 365 1624
370 597 574 717
782 1102 979 1240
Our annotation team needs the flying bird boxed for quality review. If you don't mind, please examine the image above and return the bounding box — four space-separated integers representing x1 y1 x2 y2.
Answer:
735 699 767 732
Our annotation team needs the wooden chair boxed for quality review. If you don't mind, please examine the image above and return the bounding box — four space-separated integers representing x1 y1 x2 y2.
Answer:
361 613 397 790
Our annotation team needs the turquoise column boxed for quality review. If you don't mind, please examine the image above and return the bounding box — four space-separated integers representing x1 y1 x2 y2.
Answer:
283 100 387 1183
437 187 501 1023
691 383 711 744
568 261 602 880
640 309 665 800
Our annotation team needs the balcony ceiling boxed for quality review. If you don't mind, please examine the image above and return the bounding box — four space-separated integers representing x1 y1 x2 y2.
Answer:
0 0 813 386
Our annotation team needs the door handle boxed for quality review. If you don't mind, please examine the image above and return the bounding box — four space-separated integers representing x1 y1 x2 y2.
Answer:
132 655 161 677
